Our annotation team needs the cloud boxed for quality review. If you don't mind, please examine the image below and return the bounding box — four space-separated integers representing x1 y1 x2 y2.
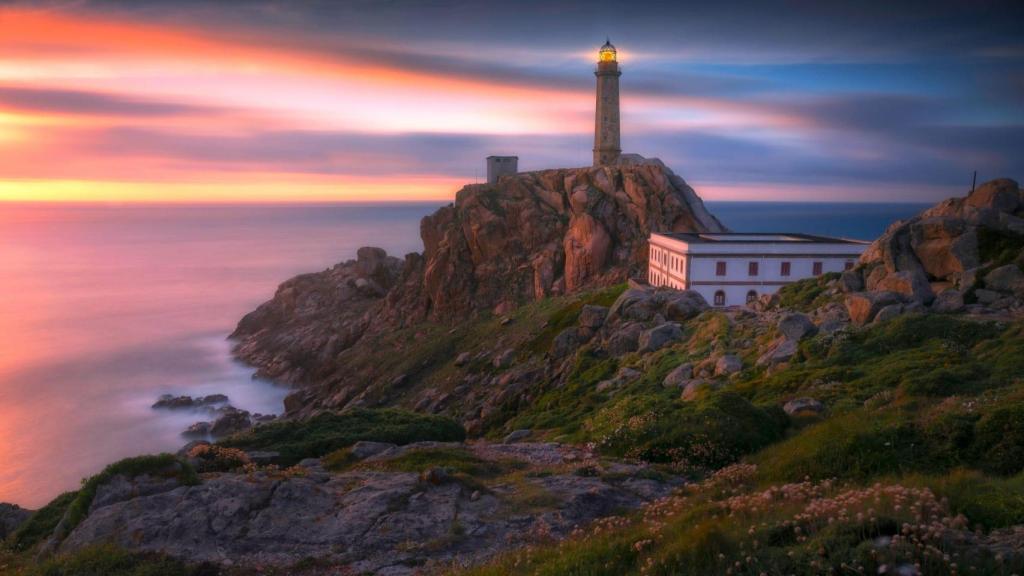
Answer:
0 85 221 117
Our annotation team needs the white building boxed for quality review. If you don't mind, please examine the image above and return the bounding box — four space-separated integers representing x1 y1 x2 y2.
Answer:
647 232 868 307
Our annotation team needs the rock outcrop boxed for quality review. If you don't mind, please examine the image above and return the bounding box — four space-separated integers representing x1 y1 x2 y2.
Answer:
58 442 679 575
384 157 725 323
0 502 31 540
233 158 725 388
844 178 1024 323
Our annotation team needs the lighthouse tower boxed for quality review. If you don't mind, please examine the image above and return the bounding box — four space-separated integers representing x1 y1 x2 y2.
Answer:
593 39 621 166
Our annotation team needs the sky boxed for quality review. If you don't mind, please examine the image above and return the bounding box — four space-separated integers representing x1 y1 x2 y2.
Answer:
0 0 1021 202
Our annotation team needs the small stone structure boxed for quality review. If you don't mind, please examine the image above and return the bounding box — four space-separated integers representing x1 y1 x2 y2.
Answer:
486 156 518 184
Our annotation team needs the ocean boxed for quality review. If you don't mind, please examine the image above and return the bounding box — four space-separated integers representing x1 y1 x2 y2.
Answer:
0 200 927 508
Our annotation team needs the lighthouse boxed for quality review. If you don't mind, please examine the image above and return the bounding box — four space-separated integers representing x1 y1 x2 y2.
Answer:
593 39 621 166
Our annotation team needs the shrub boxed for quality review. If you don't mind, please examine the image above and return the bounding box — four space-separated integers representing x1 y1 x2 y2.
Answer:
777 272 840 311
973 404 1024 475
186 444 250 473
219 408 466 465
7 491 77 551
908 469 1024 530
753 412 923 482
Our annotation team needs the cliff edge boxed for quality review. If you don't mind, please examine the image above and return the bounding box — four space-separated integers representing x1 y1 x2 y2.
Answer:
232 157 725 387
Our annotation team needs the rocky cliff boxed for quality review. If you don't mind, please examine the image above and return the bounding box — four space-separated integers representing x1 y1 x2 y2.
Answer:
232 157 725 386
384 156 725 322
840 178 1024 324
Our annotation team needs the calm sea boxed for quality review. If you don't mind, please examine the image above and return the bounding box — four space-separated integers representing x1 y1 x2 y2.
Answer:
0 200 927 508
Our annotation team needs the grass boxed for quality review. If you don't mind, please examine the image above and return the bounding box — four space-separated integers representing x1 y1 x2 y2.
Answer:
7 492 77 552
523 284 626 356
219 408 466 466
451 464 1024 576
777 272 841 311
23 544 207 576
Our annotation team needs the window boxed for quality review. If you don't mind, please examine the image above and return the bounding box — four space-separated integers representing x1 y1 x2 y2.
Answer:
746 290 758 304
845 261 854 270
813 261 823 275
716 261 727 276
748 261 759 276
780 261 791 276
714 290 726 306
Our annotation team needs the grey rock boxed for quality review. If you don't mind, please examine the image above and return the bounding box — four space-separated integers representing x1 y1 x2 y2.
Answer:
551 328 580 358
845 291 903 326
757 339 798 366
492 348 516 369
0 502 31 539
680 379 720 401
931 289 964 313
210 409 252 437
637 322 682 353
714 354 743 376
350 441 397 460
454 352 472 367
606 322 643 356
838 269 864 293
182 421 211 438
502 429 532 444
985 264 1024 295
661 290 710 321
59 441 682 574
975 288 1001 305
778 313 817 341
662 363 693 388
245 451 280 465
783 397 825 416
578 305 608 329
872 303 904 324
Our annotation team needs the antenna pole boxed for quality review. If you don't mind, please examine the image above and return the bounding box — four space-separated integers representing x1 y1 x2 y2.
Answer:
971 170 977 194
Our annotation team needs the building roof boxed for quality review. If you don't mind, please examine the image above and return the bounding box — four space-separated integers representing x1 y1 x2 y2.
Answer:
653 232 868 245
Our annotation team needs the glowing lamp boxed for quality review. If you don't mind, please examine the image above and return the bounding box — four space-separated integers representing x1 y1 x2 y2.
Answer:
598 39 617 62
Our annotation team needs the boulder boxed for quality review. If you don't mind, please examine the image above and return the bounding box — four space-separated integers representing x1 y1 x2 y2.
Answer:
492 348 516 369
606 322 643 356
984 264 1024 295
152 394 195 410
552 328 581 358
714 354 743 376
662 363 693 387
931 289 964 313
502 429 532 444
966 178 1020 213
209 409 252 437
783 397 825 416
596 367 642 392
757 339 798 366
872 303 904 324
637 323 683 353
874 270 934 304
454 352 472 367
680 379 719 401
844 291 903 326
182 421 211 438
661 290 710 321
350 441 397 460
578 305 609 330
975 288 1001 305
909 217 978 279
838 269 864 293
609 288 660 322
777 313 817 341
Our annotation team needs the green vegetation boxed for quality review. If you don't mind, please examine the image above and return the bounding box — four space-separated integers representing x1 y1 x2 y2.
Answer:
454 464 1024 576
7 491 77 552
524 284 626 356
977 227 1024 270
776 272 840 311
219 408 465 465
25 544 214 576
356 447 515 477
